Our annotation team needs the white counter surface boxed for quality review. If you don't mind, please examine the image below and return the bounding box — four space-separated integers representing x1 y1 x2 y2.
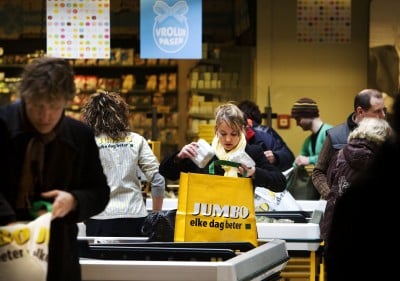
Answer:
80 239 289 281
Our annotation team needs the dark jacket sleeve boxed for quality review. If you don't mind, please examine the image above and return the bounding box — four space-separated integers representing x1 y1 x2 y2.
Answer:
159 151 213 181
253 126 295 171
245 144 287 192
67 121 110 222
0 193 15 225
0 117 15 225
268 128 295 171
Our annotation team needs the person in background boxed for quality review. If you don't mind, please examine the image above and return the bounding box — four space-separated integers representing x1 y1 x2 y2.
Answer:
160 102 287 192
368 29 400 98
238 99 295 172
325 95 399 281
291 97 333 167
320 117 392 242
0 56 110 281
81 90 165 237
312 89 386 199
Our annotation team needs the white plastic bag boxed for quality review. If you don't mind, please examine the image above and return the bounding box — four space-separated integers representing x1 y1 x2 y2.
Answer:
254 187 302 211
0 213 51 281
228 151 255 168
190 139 215 168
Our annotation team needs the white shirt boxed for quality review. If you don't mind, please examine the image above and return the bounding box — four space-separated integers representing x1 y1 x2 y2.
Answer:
91 132 160 219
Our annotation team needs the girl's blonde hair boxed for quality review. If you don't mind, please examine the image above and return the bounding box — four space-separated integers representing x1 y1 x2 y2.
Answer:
214 102 246 132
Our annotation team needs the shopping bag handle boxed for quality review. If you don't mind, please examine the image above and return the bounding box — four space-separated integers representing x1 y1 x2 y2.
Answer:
209 160 242 175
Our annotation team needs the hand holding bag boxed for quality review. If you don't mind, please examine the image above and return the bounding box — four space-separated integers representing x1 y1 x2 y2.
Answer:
0 212 51 281
174 160 258 247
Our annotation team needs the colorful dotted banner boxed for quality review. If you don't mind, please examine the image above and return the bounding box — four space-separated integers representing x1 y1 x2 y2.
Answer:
46 0 110 58
297 0 351 43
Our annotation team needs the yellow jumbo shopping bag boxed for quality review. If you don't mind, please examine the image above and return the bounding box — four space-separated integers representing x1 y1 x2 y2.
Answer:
0 212 51 281
174 161 258 247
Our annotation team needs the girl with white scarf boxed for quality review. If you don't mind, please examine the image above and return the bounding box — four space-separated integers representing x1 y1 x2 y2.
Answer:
160 103 287 192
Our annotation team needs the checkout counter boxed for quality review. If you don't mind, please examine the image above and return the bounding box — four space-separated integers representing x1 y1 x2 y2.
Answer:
79 238 289 281
144 198 327 281
78 198 325 281
255 200 326 281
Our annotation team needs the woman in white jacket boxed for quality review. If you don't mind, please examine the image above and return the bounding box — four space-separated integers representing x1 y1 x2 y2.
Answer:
81 90 165 236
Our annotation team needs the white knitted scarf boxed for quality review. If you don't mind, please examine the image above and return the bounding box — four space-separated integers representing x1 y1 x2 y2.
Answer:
211 132 247 177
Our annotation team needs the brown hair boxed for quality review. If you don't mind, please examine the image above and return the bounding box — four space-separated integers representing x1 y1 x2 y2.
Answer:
354 89 383 111
19 56 76 102
81 90 130 139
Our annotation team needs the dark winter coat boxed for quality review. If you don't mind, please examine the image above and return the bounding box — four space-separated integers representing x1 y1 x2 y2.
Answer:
326 138 398 280
0 101 110 281
249 123 295 171
320 138 380 240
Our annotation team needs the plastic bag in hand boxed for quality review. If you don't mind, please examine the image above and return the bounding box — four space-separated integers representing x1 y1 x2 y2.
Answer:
228 151 255 168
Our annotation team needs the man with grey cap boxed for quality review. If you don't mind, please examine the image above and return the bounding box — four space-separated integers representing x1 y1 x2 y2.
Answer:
291 97 333 167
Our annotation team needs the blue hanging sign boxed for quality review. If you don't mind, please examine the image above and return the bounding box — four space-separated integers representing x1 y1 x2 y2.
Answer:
140 0 202 59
